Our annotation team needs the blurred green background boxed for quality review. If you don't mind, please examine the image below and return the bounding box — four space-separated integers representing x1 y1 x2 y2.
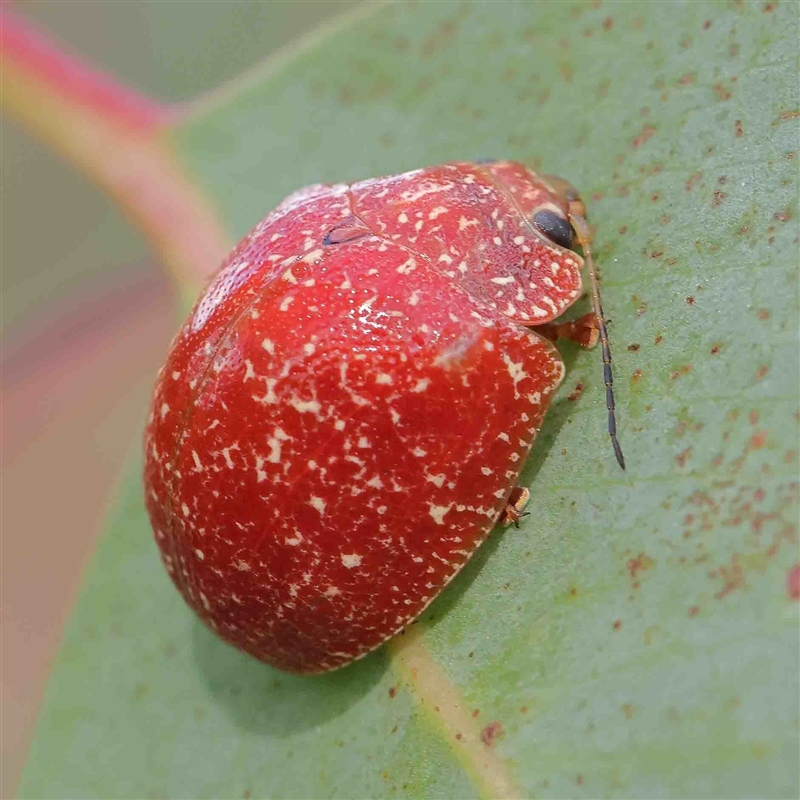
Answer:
1 3 356 795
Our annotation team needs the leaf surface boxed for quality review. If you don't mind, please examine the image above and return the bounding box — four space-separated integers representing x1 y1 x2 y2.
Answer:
20 2 799 797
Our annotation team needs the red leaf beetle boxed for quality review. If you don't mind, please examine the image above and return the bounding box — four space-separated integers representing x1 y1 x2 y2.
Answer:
144 160 624 674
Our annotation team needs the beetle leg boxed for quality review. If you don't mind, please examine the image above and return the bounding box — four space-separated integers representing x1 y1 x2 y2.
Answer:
499 486 531 528
537 312 600 349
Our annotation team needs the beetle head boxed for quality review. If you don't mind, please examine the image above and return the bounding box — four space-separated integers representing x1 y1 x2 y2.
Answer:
480 161 586 254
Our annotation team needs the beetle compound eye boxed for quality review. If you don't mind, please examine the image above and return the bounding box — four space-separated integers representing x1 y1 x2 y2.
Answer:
532 209 574 250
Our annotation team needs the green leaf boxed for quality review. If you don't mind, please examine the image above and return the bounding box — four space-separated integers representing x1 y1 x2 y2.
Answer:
20 1 799 797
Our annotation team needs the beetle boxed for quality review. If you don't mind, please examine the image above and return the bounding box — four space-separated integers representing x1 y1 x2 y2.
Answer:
144 160 624 674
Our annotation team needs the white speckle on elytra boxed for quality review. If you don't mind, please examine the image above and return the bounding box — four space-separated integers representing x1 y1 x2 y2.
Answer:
160 403 170 419
459 216 479 231
429 503 452 524
366 475 384 489
262 338 275 355
531 305 548 318
502 353 527 394
324 586 340 597
543 296 559 314
481 467 493 476
290 398 321 414
358 437 371 449
282 268 298 284
334 419 346 431
528 391 542 405
253 377 278 405
397 257 417 275
412 378 430 393
285 530 304 546
341 553 362 568
270 232 283 242
376 373 393 385
412 447 427 457
438 253 453 265
171 371 181 380
398 212 409 224
409 290 420 306
191 450 203 472
426 473 446 488
181 503 190 517
491 276 515 285
302 248 324 264
514 235 525 245
235 560 251 572
279 296 294 312
267 427 289 463
310 496 326 514
389 408 401 424
498 432 511 442
200 592 211 611
303 343 316 356
195 548 205 560
493 236 503 246
221 446 237 469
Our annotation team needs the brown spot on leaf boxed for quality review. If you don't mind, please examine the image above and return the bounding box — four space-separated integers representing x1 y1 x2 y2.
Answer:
627 553 655 583
675 447 692 468
755 365 770 381
567 383 585 402
670 365 692 380
389 686 397 698
713 191 728 206
749 430 768 450
612 619 622 631
715 555 746 599
711 344 721 355
628 343 641 352
686 172 702 191
678 72 696 86
481 721 505 747
788 564 800 600
686 296 695 305
713 82 733 101
622 703 634 719
688 605 700 617
632 123 657 148
735 119 744 137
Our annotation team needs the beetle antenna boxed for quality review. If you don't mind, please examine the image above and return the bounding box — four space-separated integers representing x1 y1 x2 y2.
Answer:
568 211 626 470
